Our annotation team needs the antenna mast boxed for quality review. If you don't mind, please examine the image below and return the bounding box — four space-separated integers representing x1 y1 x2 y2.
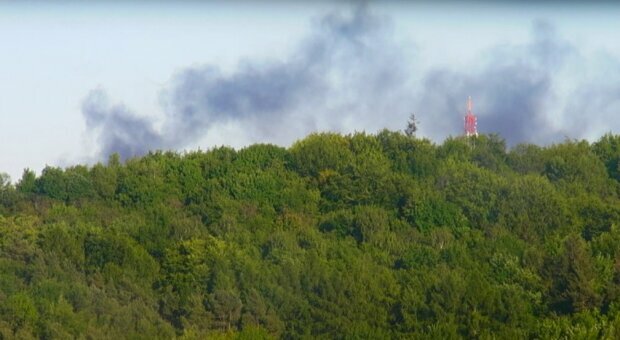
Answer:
464 96 478 137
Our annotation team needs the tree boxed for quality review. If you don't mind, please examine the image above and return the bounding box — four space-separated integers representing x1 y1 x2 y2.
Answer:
404 113 418 137
207 290 243 331
545 234 600 314
16 169 36 194
289 133 353 178
592 133 620 181
0 129 619 338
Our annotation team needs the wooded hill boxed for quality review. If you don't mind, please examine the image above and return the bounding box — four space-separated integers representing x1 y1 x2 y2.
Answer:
1 131 620 339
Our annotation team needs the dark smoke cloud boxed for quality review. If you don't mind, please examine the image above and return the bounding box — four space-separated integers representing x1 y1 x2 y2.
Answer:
83 5 415 160
417 21 620 146
83 6 620 159
416 21 577 145
562 58 620 140
82 89 164 159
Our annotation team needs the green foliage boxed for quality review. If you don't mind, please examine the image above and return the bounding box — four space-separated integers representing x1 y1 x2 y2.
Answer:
376 129 438 177
543 140 612 195
497 174 570 241
0 131 618 338
17 169 36 194
507 143 546 174
289 132 353 178
593 133 620 181
543 234 601 314
436 159 505 228
470 133 508 172
399 181 468 232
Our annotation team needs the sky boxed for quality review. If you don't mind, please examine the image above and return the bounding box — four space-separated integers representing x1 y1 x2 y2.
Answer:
0 1 619 181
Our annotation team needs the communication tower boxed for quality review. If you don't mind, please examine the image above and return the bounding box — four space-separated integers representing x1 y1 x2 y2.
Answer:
464 96 478 137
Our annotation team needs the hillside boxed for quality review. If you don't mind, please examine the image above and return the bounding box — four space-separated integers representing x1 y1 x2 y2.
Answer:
1 130 620 338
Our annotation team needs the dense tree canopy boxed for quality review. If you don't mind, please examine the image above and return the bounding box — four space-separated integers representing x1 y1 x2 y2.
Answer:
1 130 620 338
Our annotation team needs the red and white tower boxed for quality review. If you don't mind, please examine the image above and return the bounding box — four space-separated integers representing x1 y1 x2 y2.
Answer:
464 96 478 137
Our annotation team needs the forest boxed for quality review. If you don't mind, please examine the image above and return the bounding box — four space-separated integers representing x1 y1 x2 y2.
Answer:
1 130 620 339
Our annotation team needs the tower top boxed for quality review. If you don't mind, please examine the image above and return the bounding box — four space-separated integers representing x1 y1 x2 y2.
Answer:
464 96 478 137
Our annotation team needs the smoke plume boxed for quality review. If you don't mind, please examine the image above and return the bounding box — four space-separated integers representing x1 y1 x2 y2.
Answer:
83 5 415 160
82 6 620 159
82 88 164 159
417 21 620 146
416 21 575 145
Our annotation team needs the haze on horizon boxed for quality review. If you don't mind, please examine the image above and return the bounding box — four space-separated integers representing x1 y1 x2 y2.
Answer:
1 0 619 181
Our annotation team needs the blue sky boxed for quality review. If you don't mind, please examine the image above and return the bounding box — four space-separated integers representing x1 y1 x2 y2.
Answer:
0 1 619 180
